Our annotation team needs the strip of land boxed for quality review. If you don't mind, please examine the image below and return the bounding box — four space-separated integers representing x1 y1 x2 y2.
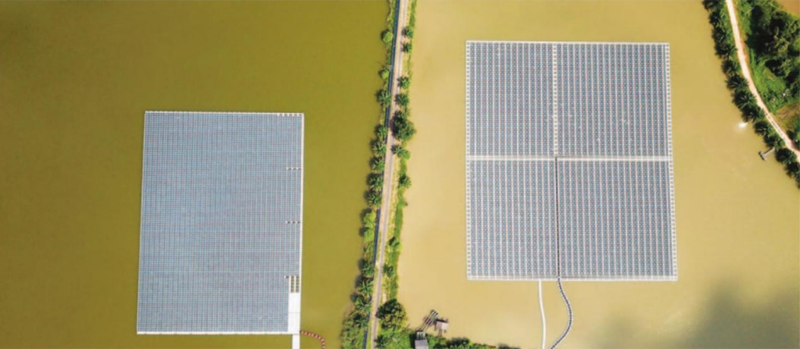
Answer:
367 0 409 347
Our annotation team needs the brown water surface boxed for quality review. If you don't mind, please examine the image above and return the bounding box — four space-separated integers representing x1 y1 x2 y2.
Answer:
778 0 800 15
399 1 799 348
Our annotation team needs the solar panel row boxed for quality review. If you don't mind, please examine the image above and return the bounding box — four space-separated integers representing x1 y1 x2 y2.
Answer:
558 160 675 280
467 42 554 156
466 42 676 281
467 160 557 279
558 44 670 156
138 111 303 333
467 42 671 157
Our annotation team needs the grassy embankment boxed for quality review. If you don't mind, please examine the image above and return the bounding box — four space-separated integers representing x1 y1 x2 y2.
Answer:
341 1 509 349
703 0 800 187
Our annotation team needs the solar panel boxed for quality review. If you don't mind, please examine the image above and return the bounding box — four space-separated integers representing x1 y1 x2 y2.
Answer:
557 43 670 156
466 42 676 281
467 159 557 280
467 42 554 156
137 111 304 333
558 160 675 280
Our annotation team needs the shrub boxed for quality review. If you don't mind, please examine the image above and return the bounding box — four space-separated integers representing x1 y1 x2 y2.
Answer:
402 26 414 38
383 264 395 278
381 29 394 45
362 210 377 229
398 174 412 189
379 67 391 81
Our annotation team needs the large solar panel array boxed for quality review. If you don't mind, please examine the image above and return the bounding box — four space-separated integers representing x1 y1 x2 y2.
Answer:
466 42 676 281
137 111 304 333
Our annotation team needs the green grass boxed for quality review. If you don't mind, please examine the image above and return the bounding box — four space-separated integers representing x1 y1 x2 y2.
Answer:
749 47 798 112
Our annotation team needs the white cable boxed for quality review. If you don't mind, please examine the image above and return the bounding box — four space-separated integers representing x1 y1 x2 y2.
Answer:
539 280 547 349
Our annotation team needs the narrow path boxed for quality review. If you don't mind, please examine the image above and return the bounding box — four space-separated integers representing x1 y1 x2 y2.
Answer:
366 0 410 348
724 0 800 157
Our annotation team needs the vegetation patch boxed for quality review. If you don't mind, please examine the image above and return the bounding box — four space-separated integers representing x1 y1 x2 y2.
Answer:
703 0 800 187
736 0 799 115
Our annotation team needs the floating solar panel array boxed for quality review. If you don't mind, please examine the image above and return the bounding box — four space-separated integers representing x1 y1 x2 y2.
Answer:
137 111 304 334
466 42 676 281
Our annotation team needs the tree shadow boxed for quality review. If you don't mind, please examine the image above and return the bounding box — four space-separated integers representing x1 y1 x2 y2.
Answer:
591 280 799 349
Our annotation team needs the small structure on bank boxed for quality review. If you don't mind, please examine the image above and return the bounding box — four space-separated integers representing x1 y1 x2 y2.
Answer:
435 318 449 335
414 331 429 349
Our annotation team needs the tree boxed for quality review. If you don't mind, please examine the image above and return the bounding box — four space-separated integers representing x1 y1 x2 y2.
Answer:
361 260 375 278
395 93 409 108
392 116 416 142
376 125 389 141
763 130 785 148
376 89 392 107
776 147 797 164
726 74 747 90
372 139 386 156
375 333 398 349
402 42 413 53
393 145 410 159
722 58 741 77
785 161 800 177
356 278 373 297
367 190 382 207
376 299 407 330
371 157 386 172
754 120 771 135
381 29 394 45
393 109 407 120
734 88 757 112
368 173 384 190
398 76 411 90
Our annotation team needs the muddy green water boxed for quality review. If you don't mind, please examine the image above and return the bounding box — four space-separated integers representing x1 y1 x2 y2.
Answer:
399 1 799 348
0 2 384 348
